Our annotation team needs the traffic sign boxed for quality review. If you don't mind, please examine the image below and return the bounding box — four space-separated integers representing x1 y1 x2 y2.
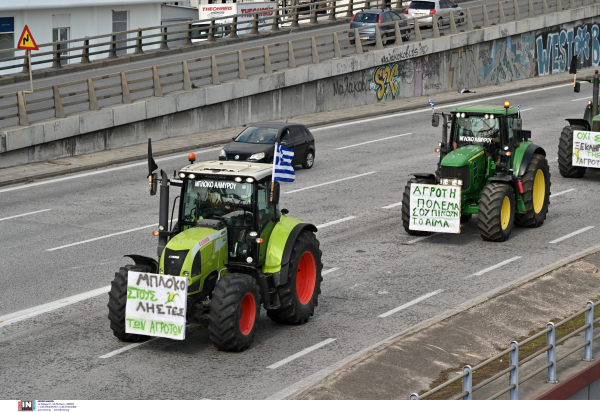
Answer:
18 25 38 51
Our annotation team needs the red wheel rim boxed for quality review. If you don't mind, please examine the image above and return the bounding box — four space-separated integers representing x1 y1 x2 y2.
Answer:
296 252 316 305
239 293 256 336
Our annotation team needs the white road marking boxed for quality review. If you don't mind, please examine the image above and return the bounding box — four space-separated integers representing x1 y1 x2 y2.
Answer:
0 209 51 222
99 339 155 359
571 96 592 101
285 172 376 194
549 226 595 244
322 267 340 275
0 285 110 328
552 157 559 161
335 133 412 150
311 83 571 132
550 188 575 198
464 256 522 279
316 216 356 229
266 338 336 369
382 201 403 209
406 233 441 244
47 223 158 251
519 108 534 112
378 289 443 318
0 148 221 194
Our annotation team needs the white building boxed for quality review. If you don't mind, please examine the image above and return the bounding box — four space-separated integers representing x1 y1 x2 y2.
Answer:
0 0 166 73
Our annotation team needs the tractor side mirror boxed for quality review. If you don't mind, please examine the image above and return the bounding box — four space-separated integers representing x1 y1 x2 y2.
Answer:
569 55 578 74
432 114 440 127
574 81 581 93
521 130 531 141
149 173 158 196
270 182 280 205
512 118 522 131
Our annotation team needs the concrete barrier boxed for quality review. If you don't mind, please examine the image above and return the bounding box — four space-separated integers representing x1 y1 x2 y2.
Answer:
2 4 600 168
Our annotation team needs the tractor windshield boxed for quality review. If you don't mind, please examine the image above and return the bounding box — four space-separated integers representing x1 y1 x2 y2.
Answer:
181 178 253 228
452 115 501 149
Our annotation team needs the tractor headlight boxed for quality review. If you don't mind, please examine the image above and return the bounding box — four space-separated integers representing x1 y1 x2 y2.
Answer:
484 114 489 119
457 179 463 186
490 114 494 119
234 177 242 182
441 178 449 185
188 174 196 179
461 113 465 118
179 173 186 178
248 152 265 161
246 177 254 183
246 257 253 263
219 149 226 158
504 146 509 151
450 179 458 185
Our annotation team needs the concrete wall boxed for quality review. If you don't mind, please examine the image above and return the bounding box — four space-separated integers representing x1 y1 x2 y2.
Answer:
2 5 600 169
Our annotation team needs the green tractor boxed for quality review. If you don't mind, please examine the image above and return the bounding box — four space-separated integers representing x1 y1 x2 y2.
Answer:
401 102 551 242
558 56 600 178
108 141 323 351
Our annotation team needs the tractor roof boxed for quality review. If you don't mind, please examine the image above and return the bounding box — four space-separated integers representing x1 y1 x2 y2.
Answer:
452 104 519 115
180 160 272 180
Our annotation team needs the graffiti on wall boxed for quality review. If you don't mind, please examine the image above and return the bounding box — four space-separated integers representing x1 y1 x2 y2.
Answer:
371 64 402 100
535 24 600 75
332 72 370 98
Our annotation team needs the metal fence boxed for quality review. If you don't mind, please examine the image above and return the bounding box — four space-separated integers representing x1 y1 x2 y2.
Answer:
410 298 600 400
2 0 595 129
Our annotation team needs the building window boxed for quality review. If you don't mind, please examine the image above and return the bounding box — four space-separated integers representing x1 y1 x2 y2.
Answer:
52 27 70 65
112 11 129 56
0 17 15 60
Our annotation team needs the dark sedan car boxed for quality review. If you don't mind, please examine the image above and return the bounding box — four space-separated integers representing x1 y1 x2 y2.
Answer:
219 123 316 169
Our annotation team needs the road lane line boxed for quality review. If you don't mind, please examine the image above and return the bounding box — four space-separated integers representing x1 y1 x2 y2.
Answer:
382 201 403 209
285 172 376 194
0 209 51 222
378 289 443 318
99 339 155 359
572 96 592 101
464 256 522 279
0 148 221 194
520 108 534 112
322 267 340 275
406 233 441 244
266 338 336 369
316 216 356 229
311 83 571 132
335 133 412 150
47 223 158 251
549 226 595 244
0 285 110 328
550 188 576 198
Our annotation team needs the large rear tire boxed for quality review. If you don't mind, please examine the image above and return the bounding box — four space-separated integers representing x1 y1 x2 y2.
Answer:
267 231 323 324
402 176 436 236
208 273 261 352
478 183 515 242
515 154 551 227
108 265 152 342
558 125 587 178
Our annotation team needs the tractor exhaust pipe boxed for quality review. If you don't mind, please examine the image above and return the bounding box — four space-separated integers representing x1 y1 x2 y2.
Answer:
442 113 449 150
158 169 169 258
593 70 599 123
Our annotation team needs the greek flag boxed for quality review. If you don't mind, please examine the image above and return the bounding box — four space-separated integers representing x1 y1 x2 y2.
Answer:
428 99 435 112
272 143 295 182
518 105 521 116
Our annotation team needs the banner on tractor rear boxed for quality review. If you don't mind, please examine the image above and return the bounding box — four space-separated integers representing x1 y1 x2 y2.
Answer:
572 131 600 168
409 184 461 234
125 271 188 340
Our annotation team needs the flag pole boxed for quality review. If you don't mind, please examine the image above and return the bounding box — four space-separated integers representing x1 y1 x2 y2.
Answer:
24 50 33 94
270 143 277 202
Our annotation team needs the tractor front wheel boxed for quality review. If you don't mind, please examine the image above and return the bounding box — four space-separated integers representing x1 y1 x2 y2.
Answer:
478 183 515 242
108 265 152 342
267 230 323 324
208 273 260 352
402 176 436 236
515 154 551 227
558 125 587 178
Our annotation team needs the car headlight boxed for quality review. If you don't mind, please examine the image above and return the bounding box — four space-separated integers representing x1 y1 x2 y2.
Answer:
248 152 265 160
219 149 226 158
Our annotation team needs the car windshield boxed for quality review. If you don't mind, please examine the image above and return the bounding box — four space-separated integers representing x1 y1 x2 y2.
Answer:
409 1 436 9
235 127 279 144
353 13 379 23
453 115 501 148
181 178 253 227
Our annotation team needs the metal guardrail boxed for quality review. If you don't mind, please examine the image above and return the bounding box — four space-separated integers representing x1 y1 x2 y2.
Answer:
1 0 594 130
410 299 599 400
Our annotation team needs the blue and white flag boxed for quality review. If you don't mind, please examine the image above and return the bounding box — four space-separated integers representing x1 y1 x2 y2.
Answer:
517 105 521 116
272 143 295 182
428 99 435 112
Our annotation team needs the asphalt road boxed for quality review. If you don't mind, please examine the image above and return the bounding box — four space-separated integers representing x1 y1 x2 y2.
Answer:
1 81 598 400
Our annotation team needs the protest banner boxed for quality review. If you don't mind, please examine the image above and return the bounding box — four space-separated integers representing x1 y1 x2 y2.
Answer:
572 130 600 168
409 183 461 234
125 272 188 340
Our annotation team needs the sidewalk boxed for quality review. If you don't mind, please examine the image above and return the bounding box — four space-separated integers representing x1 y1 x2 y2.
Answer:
293 247 600 400
0 68 594 188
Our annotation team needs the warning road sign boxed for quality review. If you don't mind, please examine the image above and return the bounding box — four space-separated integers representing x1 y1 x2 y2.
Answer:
18 25 38 51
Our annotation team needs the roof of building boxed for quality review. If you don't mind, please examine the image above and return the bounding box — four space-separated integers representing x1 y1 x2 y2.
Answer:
17 0 165 11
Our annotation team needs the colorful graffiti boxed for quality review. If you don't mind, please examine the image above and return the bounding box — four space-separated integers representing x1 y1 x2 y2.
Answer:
535 24 600 75
371 64 401 101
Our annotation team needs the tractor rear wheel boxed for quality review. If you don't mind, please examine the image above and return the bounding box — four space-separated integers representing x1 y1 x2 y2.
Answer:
402 176 436 236
208 273 260 352
558 125 587 178
108 265 152 342
515 154 551 227
267 230 323 324
478 183 515 242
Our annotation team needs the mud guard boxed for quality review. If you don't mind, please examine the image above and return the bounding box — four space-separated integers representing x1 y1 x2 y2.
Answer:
517 144 546 177
124 254 159 273
566 118 590 130
278 223 318 285
487 175 519 195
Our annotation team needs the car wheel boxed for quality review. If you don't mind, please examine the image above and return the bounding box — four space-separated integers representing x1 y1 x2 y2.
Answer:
302 151 314 169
